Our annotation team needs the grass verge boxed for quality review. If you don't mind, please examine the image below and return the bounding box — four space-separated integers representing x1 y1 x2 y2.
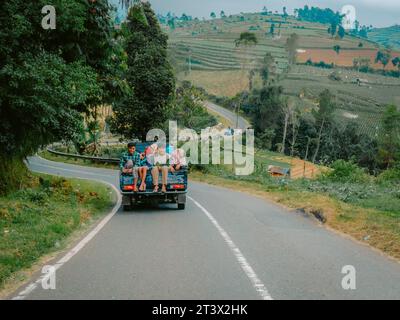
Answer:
0 172 116 295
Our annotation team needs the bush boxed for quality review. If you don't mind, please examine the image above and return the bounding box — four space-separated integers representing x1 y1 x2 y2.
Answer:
377 167 400 184
322 160 370 183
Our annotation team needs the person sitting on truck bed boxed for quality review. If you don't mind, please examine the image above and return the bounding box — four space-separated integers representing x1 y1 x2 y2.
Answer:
138 152 149 192
120 142 141 192
150 144 170 193
169 148 187 173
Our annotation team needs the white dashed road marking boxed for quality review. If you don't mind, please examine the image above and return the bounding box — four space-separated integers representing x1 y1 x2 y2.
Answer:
189 196 273 300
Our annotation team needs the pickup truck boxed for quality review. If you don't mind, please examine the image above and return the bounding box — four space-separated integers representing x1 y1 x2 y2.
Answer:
119 142 188 211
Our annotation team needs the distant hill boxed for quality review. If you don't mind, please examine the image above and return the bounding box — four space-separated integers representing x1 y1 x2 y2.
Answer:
164 12 400 138
368 25 400 50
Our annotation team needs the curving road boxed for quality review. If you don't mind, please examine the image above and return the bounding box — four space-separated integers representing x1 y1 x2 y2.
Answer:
205 101 251 130
9 156 400 300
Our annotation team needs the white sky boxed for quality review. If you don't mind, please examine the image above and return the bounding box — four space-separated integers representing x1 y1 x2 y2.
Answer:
138 0 400 27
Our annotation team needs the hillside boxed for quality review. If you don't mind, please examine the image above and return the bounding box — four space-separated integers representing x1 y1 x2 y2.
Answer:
368 25 400 50
165 13 400 136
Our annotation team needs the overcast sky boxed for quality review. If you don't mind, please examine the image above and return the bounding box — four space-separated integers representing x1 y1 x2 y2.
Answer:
114 0 400 28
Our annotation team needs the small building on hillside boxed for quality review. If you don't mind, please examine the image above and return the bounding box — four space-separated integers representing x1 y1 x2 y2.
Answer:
267 165 290 177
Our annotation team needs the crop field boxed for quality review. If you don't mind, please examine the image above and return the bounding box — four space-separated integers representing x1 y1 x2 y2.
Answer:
297 48 400 70
281 65 400 136
167 13 400 136
167 13 378 76
180 69 250 97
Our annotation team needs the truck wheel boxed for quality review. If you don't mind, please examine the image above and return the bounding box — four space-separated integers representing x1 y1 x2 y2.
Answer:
178 203 186 210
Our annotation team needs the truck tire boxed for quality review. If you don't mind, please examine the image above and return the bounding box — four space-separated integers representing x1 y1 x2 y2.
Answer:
178 203 186 210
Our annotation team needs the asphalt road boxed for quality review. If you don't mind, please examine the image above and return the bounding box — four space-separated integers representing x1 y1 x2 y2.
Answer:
204 101 251 130
8 155 400 300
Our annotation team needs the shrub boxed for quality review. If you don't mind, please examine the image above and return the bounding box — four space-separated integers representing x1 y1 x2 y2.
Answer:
377 167 400 184
322 160 370 183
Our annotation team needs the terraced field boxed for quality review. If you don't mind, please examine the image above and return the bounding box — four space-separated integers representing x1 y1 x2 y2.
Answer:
281 65 400 136
167 13 378 73
166 13 400 136
368 25 400 50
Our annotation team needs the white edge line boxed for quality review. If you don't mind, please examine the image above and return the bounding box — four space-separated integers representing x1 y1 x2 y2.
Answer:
188 196 273 300
11 162 122 300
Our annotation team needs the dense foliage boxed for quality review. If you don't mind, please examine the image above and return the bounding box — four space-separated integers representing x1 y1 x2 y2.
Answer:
0 0 122 193
110 2 175 140
296 6 343 26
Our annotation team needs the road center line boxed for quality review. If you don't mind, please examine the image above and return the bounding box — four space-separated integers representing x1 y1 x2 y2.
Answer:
188 196 273 300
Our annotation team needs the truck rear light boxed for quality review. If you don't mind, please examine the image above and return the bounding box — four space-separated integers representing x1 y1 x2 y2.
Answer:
123 185 135 191
170 184 185 190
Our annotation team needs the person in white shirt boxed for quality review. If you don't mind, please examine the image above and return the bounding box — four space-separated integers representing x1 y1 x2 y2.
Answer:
151 145 170 193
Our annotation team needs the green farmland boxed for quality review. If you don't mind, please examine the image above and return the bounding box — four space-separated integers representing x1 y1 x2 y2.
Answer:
166 13 400 136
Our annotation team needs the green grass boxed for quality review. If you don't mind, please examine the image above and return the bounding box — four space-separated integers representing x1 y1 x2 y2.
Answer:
0 173 115 289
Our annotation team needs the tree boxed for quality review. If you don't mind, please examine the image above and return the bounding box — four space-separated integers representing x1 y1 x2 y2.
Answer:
332 45 341 65
220 10 226 19
270 23 275 36
289 105 302 157
285 33 299 65
297 6 343 25
181 13 189 22
210 12 217 19
235 32 258 47
330 22 338 37
0 0 117 194
312 90 336 163
377 105 400 169
168 17 176 30
260 53 277 86
280 97 296 154
234 32 258 127
338 25 345 39
392 57 400 70
283 7 288 19
250 86 284 146
376 50 391 70
172 82 217 132
353 57 370 71
111 2 175 140
359 26 368 38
